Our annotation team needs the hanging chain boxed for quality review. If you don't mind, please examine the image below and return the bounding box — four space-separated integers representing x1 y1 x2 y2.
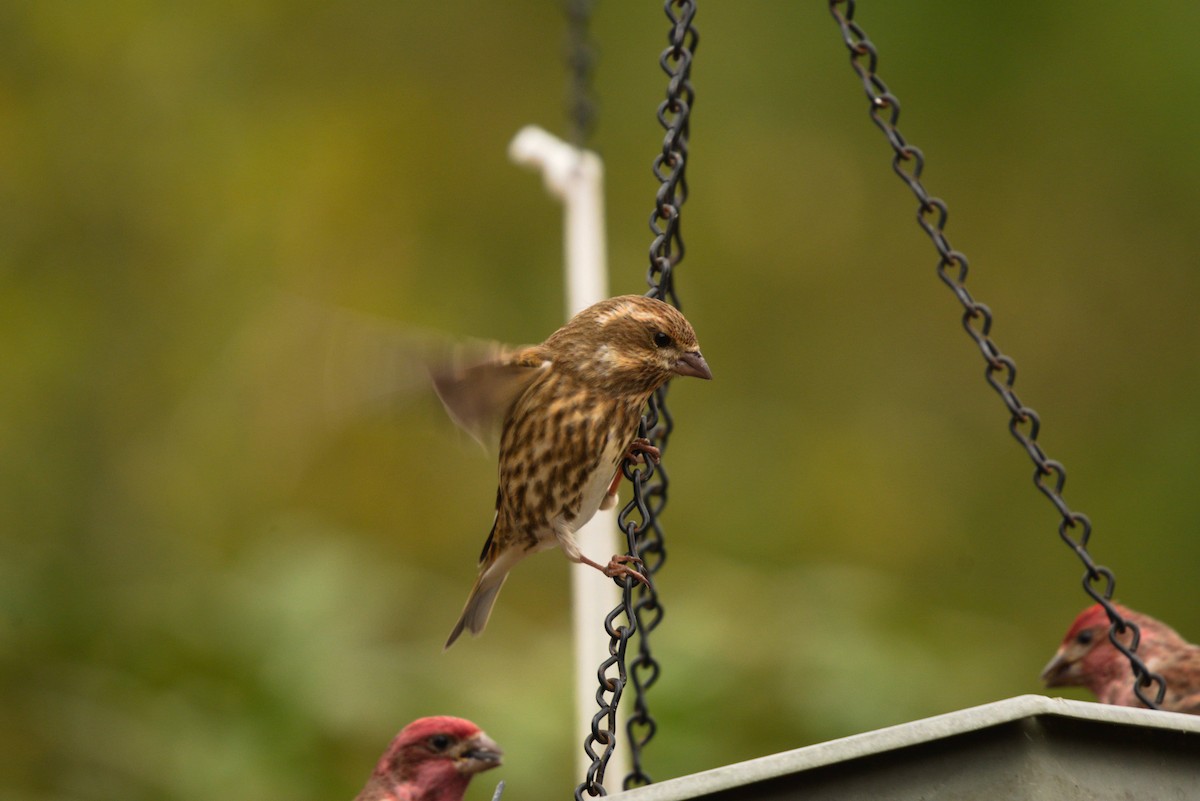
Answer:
574 444 657 801
622 396 666 790
827 0 1166 708
625 2 697 788
575 3 698 798
575 564 636 801
646 0 698 308
564 0 597 147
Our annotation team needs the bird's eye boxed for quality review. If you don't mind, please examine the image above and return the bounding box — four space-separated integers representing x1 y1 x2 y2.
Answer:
1076 630 1094 645
652 331 673 348
428 735 452 752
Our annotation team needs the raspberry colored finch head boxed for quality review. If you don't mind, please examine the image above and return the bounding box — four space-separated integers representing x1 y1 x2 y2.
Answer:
1040 602 1200 712
361 716 502 801
1041 603 1131 690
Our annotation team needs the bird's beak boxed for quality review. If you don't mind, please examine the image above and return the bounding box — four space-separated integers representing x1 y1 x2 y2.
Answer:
456 733 503 774
674 350 713 380
1039 650 1069 687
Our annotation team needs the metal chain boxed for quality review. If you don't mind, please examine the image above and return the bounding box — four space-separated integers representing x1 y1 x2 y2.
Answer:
646 0 698 307
575 563 636 801
622 395 666 790
575 2 698 797
564 0 597 147
626 0 697 788
827 0 1166 709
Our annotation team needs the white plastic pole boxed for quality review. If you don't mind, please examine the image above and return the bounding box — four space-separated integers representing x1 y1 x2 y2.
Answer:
509 125 628 783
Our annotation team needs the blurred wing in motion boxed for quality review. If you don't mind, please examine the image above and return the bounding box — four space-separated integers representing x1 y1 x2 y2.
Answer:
429 343 547 451
304 296 548 452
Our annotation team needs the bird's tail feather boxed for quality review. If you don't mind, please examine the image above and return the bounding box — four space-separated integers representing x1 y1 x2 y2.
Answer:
444 566 509 650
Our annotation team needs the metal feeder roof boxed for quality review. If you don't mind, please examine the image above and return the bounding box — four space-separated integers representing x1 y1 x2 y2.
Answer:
609 695 1200 801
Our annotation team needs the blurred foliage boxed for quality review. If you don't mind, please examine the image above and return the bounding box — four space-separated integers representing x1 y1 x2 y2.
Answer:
3 2 1200 800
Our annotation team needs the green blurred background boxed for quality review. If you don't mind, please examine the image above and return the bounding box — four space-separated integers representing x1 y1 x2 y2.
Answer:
4 2 1200 799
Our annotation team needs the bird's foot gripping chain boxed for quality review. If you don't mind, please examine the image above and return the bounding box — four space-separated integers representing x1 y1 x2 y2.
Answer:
604 438 662 499
624 437 661 466
601 554 650 588
578 553 650 588
594 438 660 586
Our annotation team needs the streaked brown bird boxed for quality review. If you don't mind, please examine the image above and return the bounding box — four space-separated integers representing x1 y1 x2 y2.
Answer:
354 716 502 801
1041 602 1200 713
436 295 712 648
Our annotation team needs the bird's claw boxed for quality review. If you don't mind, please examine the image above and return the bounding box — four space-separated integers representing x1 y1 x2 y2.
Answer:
605 439 661 505
624 438 661 465
603 554 650 588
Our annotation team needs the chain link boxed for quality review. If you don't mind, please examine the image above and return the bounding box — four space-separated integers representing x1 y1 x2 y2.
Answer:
622 393 666 790
625 1 697 788
564 0 597 147
575 2 698 797
646 0 698 308
828 0 1166 709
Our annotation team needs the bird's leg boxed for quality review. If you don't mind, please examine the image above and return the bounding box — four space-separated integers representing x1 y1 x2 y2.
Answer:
600 470 622 509
577 553 651 588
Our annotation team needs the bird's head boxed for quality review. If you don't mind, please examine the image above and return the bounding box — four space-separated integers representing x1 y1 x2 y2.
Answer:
547 295 712 394
1040 603 1127 691
1043 602 1192 694
373 716 502 801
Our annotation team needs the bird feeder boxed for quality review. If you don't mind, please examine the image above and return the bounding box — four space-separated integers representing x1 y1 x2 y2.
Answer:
607 695 1200 801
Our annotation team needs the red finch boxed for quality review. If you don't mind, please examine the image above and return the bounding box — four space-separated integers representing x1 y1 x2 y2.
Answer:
435 295 712 648
354 716 503 801
1041 602 1200 713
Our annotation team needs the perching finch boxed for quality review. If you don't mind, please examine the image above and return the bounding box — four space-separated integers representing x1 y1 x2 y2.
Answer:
1041 602 1200 713
435 295 712 648
354 716 502 801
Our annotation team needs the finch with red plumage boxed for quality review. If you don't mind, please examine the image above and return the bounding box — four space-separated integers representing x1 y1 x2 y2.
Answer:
434 295 712 648
354 716 502 801
1041 602 1200 713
